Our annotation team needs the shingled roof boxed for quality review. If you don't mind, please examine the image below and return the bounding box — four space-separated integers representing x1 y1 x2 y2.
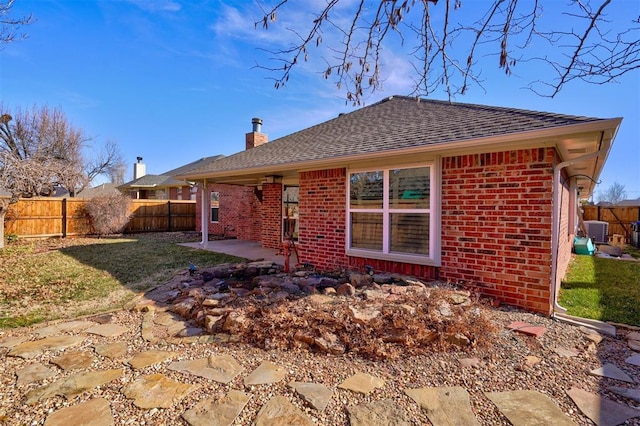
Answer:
181 95 611 178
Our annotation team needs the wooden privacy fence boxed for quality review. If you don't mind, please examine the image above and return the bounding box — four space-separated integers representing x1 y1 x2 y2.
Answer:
583 205 640 239
2 197 196 237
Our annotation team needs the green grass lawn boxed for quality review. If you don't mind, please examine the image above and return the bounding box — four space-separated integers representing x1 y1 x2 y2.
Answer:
0 233 243 329
559 246 640 326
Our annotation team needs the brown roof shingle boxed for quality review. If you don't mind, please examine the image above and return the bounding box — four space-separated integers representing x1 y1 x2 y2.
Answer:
182 95 607 177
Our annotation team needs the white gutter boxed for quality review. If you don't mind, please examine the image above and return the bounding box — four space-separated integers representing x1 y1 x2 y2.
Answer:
550 139 607 317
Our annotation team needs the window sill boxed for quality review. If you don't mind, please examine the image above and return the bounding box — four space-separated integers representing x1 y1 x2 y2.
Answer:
347 248 440 267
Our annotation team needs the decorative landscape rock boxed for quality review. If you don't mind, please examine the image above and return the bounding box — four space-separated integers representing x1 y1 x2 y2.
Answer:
254 396 313 426
485 390 575 426
553 347 580 357
405 386 479 426
127 350 177 369
567 386 640 426
123 373 199 409
182 390 251 426
338 373 385 395
8 335 85 359
26 369 123 404
347 399 411 426
16 363 56 386
289 381 333 412
244 361 286 386
44 398 113 426
169 354 243 384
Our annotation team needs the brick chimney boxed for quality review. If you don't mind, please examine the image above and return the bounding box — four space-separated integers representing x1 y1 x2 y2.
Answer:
246 117 268 150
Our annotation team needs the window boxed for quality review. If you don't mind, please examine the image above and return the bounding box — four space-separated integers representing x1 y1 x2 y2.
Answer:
347 164 439 265
283 186 299 241
176 187 183 200
210 192 219 222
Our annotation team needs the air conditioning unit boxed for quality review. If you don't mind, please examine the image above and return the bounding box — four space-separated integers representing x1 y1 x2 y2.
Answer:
584 220 609 243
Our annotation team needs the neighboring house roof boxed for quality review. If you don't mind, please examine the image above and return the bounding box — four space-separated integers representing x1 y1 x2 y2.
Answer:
163 155 225 176
77 183 121 198
616 198 640 207
119 155 225 191
179 95 620 197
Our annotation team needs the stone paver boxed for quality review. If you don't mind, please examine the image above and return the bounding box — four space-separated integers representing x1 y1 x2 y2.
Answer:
169 354 243 384
141 310 157 343
182 390 251 426
289 381 333 411
347 399 411 426
608 386 640 403
8 335 85 359
254 395 313 426
590 363 635 383
458 357 483 368
629 340 640 351
26 369 123 404
52 350 95 370
485 390 575 426
123 373 199 409
405 386 479 426
507 321 546 337
244 361 286 386
94 342 128 359
338 373 385 395
16 363 56 386
36 320 95 337
627 353 640 366
0 335 28 348
567 387 640 426
44 398 113 426
553 347 580 357
127 350 177 369
84 323 128 337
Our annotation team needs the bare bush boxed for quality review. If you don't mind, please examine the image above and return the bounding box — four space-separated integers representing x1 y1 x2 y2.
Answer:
85 193 132 236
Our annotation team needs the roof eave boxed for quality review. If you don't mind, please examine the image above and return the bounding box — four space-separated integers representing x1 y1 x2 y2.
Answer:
182 118 622 182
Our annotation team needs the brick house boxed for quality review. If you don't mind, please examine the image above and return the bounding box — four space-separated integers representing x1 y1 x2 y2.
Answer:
119 156 223 200
179 96 621 315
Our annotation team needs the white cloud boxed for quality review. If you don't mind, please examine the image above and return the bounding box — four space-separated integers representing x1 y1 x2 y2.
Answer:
125 0 181 13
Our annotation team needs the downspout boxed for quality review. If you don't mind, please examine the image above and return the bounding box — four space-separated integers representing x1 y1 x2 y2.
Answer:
200 178 208 248
550 136 606 317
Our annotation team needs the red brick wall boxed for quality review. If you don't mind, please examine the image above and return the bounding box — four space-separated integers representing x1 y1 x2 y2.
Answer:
298 168 348 270
440 148 557 314
261 183 282 249
195 183 261 241
555 173 573 303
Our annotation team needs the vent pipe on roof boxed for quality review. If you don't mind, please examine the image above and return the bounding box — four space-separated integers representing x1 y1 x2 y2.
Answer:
252 117 263 133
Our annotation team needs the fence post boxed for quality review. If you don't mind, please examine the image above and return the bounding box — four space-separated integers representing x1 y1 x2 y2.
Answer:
62 198 67 238
168 201 172 232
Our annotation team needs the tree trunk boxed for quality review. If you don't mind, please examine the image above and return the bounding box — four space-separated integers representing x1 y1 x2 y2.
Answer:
0 209 6 249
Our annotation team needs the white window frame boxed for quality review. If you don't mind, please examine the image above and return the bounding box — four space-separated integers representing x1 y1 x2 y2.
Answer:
346 161 441 266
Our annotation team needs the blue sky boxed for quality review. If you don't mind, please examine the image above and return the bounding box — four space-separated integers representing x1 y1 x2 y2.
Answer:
1 0 639 199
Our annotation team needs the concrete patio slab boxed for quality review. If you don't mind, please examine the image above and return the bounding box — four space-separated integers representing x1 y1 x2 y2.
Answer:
180 240 297 265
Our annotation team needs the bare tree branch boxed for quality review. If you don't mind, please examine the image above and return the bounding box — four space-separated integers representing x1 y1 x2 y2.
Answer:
0 0 34 46
253 0 639 102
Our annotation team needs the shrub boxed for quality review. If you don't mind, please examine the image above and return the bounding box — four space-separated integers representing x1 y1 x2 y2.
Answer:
86 193 132 236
